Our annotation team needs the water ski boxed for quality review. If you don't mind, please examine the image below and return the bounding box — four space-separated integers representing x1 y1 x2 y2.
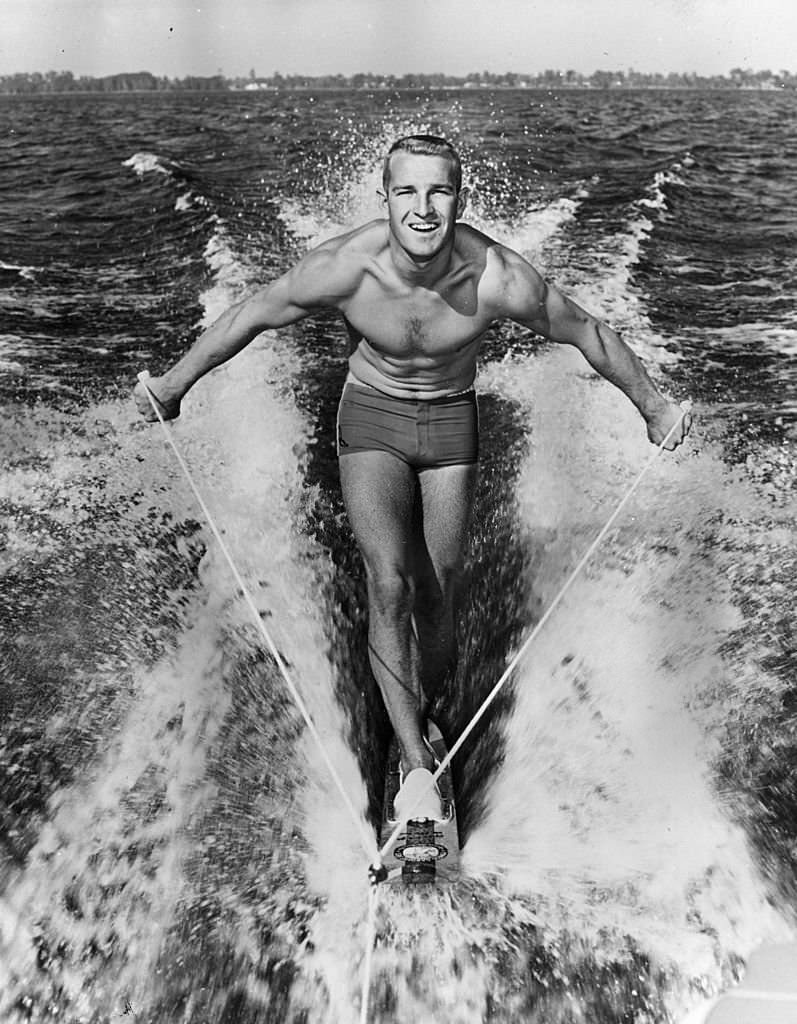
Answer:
683 942 797 1024
379 721 460 885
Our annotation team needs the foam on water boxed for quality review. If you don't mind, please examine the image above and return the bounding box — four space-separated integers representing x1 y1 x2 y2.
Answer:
1 175 379 1016
122 151 178 178
0 259 37 281
166 237 381 1020
3 120 795 1024
0 610 232 1005
469 350 794 1003
219 149 795 1020
314 133 793 1004
0 328 379 1020
708 322 797 358
566 178 683 368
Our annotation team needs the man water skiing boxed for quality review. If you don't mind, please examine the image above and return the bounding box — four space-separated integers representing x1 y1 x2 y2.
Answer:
134 135 691 822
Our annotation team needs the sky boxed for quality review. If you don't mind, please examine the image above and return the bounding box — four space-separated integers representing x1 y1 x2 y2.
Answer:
2 0 796 79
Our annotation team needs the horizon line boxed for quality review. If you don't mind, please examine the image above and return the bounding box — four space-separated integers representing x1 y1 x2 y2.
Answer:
3 65 795 79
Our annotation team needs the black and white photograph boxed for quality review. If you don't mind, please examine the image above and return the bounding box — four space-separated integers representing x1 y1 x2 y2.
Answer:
1 2 795 1021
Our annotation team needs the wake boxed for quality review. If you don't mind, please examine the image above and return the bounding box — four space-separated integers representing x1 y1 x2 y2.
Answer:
2 130 794 1024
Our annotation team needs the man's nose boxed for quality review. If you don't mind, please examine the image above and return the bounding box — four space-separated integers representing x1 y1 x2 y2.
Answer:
414 192 433 216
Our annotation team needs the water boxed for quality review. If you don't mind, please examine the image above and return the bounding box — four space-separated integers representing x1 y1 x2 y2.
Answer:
1 88 795 1023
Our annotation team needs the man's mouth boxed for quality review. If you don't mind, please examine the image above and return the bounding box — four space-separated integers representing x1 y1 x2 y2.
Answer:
409 223 439 233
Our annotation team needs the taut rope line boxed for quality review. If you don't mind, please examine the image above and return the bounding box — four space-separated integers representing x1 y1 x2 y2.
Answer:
138 372 689 1019
136 372 377 864
377 401 692 857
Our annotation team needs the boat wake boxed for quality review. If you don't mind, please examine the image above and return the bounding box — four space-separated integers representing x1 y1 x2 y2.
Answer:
2 132 795 1024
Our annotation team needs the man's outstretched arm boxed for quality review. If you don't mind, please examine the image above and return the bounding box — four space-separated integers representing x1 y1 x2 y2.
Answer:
499 251 692 448
134 247 349 420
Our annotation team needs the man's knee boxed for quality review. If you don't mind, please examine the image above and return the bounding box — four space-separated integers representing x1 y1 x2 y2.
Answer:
365 562 415 617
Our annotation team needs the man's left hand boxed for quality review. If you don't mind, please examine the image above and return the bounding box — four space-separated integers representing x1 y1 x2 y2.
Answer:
645 400 692 450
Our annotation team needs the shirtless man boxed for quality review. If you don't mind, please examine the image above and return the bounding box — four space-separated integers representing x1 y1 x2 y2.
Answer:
135 135 691 821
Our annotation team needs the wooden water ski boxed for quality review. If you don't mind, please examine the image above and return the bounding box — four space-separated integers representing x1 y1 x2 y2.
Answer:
379 721 460 885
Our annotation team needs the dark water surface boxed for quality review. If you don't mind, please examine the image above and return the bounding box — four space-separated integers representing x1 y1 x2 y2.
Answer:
1 89 795 1023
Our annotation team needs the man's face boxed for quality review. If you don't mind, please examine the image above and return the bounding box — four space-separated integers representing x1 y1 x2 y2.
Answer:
383 152 465 263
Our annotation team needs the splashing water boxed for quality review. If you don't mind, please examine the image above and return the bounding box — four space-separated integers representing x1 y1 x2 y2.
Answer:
470 351 793 985
275 138 795 1021
2 114 795 1024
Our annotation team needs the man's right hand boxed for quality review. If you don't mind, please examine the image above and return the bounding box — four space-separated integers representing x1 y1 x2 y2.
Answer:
134 374 182 422
644 399 692 450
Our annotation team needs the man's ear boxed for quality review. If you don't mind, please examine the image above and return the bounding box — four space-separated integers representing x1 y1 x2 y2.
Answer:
456 187 469 219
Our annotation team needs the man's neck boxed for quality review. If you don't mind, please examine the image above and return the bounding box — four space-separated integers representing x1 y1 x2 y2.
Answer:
388 233 457 289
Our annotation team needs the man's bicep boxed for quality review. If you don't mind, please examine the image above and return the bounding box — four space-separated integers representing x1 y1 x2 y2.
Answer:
498 254 554 334
238 252 335 331
260 246 357 325
242 272 316 329
507 265 593 345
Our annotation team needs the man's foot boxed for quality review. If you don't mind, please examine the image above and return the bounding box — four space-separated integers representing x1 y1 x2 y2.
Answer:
394 768 444 822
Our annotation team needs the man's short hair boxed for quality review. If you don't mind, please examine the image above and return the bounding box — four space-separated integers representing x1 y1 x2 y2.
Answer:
382 135 463 194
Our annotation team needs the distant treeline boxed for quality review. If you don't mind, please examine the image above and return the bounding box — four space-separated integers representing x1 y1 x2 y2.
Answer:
2 67 795 95
0 71 227 94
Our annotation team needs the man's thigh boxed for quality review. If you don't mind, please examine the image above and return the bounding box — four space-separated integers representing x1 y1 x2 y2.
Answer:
338 451 418 572
417 463 479 573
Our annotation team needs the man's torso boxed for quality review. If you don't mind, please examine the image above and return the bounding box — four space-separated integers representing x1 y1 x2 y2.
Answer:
324 221 509 399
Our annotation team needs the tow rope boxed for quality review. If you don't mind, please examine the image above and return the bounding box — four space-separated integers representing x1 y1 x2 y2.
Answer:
137 371 690 1022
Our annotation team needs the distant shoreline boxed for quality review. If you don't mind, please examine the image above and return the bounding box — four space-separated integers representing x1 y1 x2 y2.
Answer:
1 67 794 96
0 84 792 98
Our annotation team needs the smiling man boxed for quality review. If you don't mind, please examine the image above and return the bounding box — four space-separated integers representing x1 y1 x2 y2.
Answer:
134 135 691 822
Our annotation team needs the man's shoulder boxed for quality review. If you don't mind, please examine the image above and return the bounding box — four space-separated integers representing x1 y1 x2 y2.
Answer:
290 221 387 302
456 223 542 288
454 223 546 321
312 219 388 260
454 221 493 252
455 223 530 271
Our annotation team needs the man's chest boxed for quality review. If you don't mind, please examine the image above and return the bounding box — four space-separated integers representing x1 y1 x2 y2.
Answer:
342 277 489 357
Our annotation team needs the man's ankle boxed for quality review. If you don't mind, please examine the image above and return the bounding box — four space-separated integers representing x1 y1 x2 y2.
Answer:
400 752 434 775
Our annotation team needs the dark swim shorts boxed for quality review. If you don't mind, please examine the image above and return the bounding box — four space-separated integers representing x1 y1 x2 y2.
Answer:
337 381 479 469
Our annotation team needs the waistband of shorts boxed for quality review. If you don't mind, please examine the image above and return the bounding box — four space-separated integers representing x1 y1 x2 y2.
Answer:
344 369 476 403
